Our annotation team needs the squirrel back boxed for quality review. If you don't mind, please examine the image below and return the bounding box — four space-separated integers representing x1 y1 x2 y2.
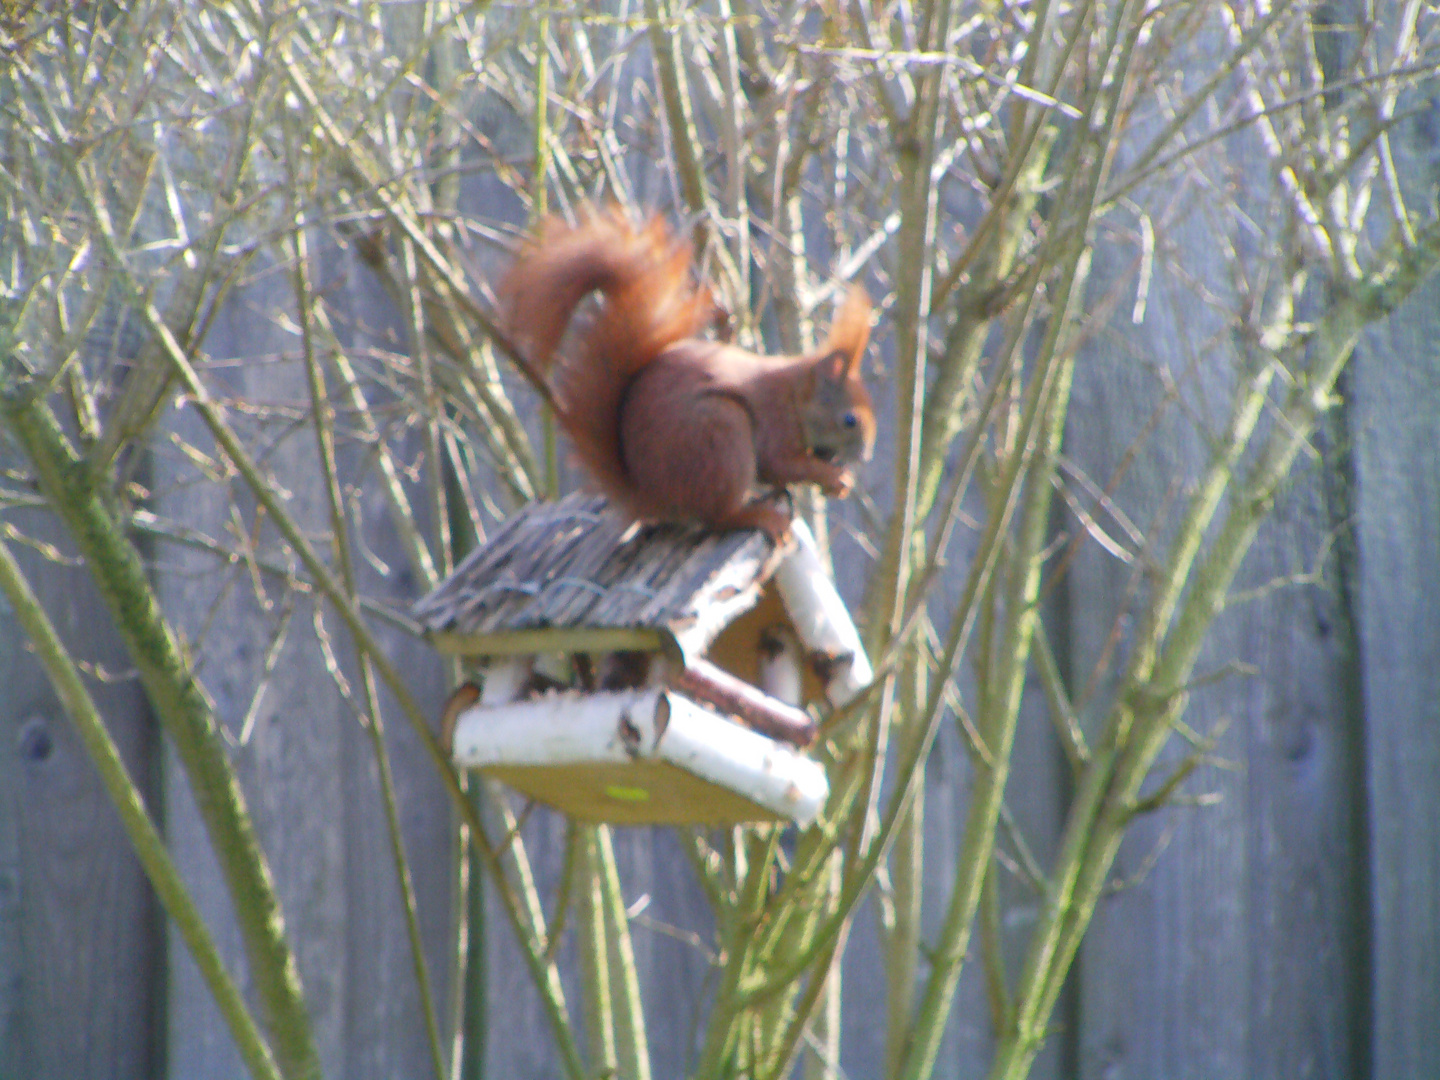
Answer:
501 208 715 513
501 207 874 538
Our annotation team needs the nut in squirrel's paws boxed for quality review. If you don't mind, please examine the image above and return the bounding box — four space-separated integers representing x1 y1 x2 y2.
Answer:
824 469 856 500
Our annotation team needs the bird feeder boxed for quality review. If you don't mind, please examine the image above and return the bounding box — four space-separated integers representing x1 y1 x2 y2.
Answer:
412 493 872 827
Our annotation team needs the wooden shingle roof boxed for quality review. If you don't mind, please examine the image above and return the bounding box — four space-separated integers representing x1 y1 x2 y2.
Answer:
412 493 779 661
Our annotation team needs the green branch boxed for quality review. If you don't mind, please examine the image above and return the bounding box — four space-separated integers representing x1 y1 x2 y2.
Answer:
0 391 323 1080
0 532 283 1080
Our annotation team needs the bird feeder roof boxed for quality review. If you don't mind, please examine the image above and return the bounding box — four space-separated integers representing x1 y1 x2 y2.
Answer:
413 493 782 663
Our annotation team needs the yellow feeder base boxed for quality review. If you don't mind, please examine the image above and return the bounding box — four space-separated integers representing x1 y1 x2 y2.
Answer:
483 759 792 826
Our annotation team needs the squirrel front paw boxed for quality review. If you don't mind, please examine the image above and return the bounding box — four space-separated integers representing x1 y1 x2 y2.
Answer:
823 468 855 500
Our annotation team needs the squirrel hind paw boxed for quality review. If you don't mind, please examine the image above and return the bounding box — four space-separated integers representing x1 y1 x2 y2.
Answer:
721 499 795 546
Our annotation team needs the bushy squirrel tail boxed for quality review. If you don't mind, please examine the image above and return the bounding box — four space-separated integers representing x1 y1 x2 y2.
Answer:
501 207 714 513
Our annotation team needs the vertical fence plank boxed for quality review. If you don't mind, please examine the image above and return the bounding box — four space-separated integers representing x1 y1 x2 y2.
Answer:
1064 348 1253 1079
1064 217 1249 1080
0 514 161 1079
482 804 573 1079
1237 472 1369 1080
1063 197 1366 1077
157 253 456 1080
330 247 455 1080
160 266 386 1078
158 275 348 1079
1351 272 1440 1080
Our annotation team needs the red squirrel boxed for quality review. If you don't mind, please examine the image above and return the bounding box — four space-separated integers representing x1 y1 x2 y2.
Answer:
500 207 876 540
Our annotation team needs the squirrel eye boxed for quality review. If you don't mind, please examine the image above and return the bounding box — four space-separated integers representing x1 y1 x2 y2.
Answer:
843 412 858 429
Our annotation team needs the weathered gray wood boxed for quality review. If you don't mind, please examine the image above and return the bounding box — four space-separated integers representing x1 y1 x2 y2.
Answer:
158 251 453 1080
1070 477 1364 1080
1064 312 1253 1078
1352 269 1440 1080
999 657 1072 1080
872 725 995 1080
0 510 161 1079
1063 190 1366 1079
481 803 574 1079
1241 468 1369 1080
158 272 346 1079
313 248 458 1080
610 826 716 1077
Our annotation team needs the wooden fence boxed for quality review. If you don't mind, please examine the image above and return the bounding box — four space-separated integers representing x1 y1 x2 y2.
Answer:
3 76 1439 1080
3 253 1436 1080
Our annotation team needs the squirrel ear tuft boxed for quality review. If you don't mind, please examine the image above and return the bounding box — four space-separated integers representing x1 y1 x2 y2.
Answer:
821 285 873 375
812 349 847 383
